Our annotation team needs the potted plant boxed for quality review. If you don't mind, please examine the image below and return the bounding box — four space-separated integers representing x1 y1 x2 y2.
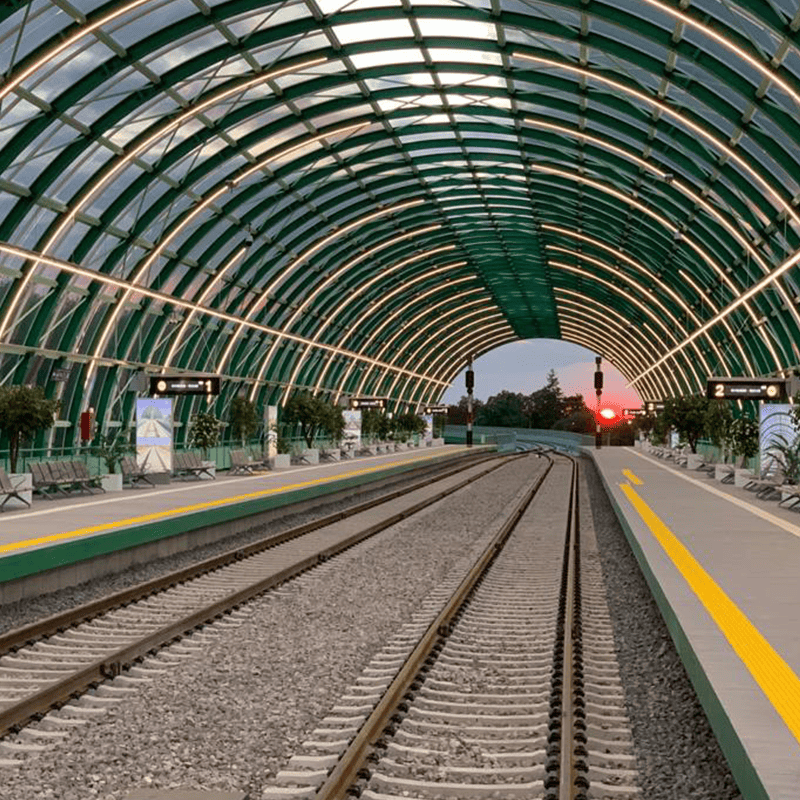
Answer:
728 416 760 486
230 396 259 447
94 432 128 491
189 410 222 474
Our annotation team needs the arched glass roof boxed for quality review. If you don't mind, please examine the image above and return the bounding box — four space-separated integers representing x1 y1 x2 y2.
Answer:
1 0 799 432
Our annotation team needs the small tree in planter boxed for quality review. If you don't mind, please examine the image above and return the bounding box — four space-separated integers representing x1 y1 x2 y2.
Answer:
705 400 733 462
189 411 222 459
0 385 59 472
728 416 759 467
284 392 334 448
94 432 128 474
230 396 259 446
663 394 709 453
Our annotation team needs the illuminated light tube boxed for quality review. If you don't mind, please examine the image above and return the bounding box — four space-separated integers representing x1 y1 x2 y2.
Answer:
630 242 800 386
83 192 419 385
514 52 799 227
383 309 505 399
356 294 497 399
261 244 457 400
277 261 470 404
219 226 445 374
331 281 487 401
328 288 489 402
342 275 479 401
555 304 667 398
344 303 499 405
415 331 518 404
555 288 676 399
556 316 658 397
549 260 702 393
0 240 450 387
397 324 516 407
0 56 330 343
527 126 800 351
555 301 660 378
163 245 249 368
541 225 753 374
547 253 716 381
326 297 492 401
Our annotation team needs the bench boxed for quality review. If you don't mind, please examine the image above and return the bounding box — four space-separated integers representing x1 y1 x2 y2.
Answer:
0 466 30 511
230 449 266 475
31 461 104 498
121 456 154 487
174 451 215 480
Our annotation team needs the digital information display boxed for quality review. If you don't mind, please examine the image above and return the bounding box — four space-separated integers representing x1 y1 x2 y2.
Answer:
622 408 647 417
424 405 448 414
150 376 220 395
644 401 665 414
350 397 386 409
706 377 786 401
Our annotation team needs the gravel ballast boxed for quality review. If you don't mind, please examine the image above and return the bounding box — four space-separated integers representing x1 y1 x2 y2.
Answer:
582 456 742 800
1 455 546 800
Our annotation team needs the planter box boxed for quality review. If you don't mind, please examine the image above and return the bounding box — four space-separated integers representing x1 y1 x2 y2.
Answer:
7 472 32 509
270 454 291 470
300 448 319 465
101 473 123 492
321 449 340 462
340 447 355 460
686 454 703 470
394 442 407 451
734 468 754 488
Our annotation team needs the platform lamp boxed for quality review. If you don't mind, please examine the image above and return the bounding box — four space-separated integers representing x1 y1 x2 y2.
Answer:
466 355 475 447
594 357 603 450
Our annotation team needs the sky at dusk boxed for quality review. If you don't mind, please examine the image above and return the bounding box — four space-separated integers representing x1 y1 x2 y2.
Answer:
441 339 644 414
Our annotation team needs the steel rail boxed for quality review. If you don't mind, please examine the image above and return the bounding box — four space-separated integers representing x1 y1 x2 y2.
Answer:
0 450 517 737
0 449 499 658
314 453 556 800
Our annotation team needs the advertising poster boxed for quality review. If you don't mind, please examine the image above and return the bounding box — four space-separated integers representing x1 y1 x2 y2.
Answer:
760 404 796 476
266 405 278 459
343 409 362 450
423 414 433 442
136 397 173 473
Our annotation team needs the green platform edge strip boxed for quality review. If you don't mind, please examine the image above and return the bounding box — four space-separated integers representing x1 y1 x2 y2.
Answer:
582 449 769 800
1 449 486 586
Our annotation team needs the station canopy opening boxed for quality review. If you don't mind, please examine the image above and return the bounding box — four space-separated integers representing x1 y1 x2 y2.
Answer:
0 0 799 434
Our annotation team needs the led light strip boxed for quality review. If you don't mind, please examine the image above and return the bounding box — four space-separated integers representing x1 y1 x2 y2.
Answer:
515 52 799 227
0 57 329 344
555 288 675 400
555 301 668 400
630 244 800 385
80 121 377 384
416 330 518 405
556 314 658 399
0 240 449 386
548 252 716 381
550 260 701 392
162 245 249 368
398 322 516 408
541 225 754 375
526 120 800 351
327 289 490 402
277 260 469 404
384 308 505 399
219 225 444 376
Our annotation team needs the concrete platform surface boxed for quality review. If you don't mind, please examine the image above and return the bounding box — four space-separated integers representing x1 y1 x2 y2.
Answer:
0 445 472 559
590 446 800 800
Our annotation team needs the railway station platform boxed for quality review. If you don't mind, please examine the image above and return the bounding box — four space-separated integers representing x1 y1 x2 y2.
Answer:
589 446 800 800
0 444 484 604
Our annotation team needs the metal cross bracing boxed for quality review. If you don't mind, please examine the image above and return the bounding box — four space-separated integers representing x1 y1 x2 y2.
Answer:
0 0 799 440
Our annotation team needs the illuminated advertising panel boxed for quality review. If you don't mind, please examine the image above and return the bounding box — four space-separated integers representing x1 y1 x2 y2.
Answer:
136 397 173 473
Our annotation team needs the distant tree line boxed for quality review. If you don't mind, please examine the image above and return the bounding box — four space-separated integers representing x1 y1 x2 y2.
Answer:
446 370 594 433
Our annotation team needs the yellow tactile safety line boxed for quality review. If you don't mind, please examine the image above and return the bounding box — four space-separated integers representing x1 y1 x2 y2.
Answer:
621 469 642 485
620 481 800 746
0 449 468 555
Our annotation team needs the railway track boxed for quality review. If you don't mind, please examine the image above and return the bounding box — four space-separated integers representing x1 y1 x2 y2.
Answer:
0 449 513 752
264 453 642 800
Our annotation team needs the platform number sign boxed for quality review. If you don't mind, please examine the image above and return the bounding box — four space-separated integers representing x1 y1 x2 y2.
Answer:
150 376 220 395
706 377 786 401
